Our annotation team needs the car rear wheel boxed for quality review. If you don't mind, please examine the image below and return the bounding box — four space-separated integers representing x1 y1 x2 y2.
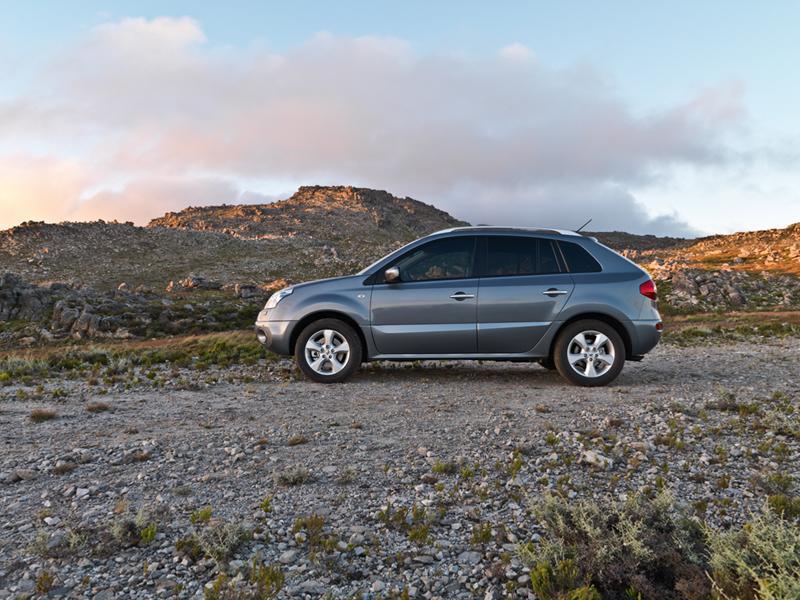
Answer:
553 320 624 387
295 318 363 383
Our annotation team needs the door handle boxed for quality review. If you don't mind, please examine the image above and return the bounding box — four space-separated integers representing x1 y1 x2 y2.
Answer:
542 288 568 297
450 292 475 301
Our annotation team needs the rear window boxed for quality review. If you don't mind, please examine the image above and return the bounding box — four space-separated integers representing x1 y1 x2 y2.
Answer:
558 241 602 273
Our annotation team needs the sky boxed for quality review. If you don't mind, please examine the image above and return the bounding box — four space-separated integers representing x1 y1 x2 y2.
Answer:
0 1 798 236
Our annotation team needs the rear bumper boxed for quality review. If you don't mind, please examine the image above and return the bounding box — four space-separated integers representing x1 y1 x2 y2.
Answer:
628 319 662 356
254 313 295 356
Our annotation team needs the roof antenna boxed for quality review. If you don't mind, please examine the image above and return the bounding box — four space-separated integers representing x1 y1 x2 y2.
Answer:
575 218 592 233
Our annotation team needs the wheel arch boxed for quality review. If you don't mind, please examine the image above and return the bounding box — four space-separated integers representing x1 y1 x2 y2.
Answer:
549 312 632 360
289 310 369 357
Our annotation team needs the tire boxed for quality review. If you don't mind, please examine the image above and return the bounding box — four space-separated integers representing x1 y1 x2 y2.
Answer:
294 318 363 383
538 357 556 370
553 320 625 387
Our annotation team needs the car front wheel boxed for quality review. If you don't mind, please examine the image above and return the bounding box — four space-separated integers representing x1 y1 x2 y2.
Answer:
553 320 625 387
294 318 363 383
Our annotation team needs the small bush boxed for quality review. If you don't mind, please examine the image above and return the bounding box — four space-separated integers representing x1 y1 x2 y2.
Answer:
197 522 247 565
431 460 457 475
190 506 214 525
175 535 204 562
293 514 335 553
407 523 430 544
35 570 55 594
249 557 285 598
259 495 273 514
274 465 312 486
204 557 284 600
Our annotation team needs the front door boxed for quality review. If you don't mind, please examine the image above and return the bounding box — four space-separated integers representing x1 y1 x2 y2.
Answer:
477 236 574 353
370 236 478 355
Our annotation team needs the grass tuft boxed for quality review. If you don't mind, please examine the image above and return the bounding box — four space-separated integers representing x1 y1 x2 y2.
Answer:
29 408 57 423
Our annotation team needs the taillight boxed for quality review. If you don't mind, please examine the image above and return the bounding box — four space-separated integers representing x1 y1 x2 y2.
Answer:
639 279 657 300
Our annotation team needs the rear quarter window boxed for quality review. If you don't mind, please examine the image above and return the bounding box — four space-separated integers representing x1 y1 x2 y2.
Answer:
558 241 602 273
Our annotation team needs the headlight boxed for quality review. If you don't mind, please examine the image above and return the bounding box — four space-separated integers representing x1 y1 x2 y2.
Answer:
265 287 293 309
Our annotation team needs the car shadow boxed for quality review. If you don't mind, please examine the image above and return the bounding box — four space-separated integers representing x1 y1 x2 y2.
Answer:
345 360 654 387
351 362 563 384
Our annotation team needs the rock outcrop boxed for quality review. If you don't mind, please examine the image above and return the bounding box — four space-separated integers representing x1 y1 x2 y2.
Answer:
0 272 265 345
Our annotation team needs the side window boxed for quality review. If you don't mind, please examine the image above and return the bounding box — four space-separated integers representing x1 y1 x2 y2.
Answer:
538 239 561 274
393 237 475 281
485 236 562 276
558 241 602 273
486 237 537 276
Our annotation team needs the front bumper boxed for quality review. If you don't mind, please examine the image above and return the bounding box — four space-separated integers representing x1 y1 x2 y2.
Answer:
254 311 295 356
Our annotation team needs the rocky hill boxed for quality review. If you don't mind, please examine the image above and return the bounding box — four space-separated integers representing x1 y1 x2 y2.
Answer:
0 186 467 292
0 185 798 345
624 223 800 312
149 185 466 244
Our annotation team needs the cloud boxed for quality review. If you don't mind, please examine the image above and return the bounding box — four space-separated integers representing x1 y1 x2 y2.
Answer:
499 43 536 62
0 157 91 229
75 178 240 224
0 16 746 235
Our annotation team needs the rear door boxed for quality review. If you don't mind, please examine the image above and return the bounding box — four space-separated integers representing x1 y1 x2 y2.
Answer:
370 236 478 354
477 236 574 353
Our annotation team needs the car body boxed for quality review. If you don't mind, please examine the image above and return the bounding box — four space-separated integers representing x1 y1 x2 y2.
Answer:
255 227 662 385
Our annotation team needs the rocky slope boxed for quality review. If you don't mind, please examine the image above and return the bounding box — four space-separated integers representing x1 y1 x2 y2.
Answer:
632 223 800 276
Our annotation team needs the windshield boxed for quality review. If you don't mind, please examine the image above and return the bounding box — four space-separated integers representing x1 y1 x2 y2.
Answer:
356 238 425 275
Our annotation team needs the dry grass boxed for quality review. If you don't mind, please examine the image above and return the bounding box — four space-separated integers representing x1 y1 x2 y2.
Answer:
52 462 77 475
29 408 57 423
85 402 110 413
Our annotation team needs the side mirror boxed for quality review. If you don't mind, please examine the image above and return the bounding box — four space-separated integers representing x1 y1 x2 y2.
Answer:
384 266 400 283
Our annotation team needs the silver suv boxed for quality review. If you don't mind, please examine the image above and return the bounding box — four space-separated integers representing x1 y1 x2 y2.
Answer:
255 227 662 386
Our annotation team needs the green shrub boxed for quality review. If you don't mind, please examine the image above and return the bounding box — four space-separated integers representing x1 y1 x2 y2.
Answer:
529 559 600 600
190 506 214 525
519 491 709 599
471 522 493 546
139 523 157 544
203 557 284 600
766 495 800 521
431 460 457 475
707 510 800 600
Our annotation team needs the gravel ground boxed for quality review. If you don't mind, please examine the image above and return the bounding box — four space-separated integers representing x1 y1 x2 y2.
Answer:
1 338 799 598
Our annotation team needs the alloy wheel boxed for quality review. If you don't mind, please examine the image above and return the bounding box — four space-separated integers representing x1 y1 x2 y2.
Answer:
304 329 350 375
566 330 616 378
